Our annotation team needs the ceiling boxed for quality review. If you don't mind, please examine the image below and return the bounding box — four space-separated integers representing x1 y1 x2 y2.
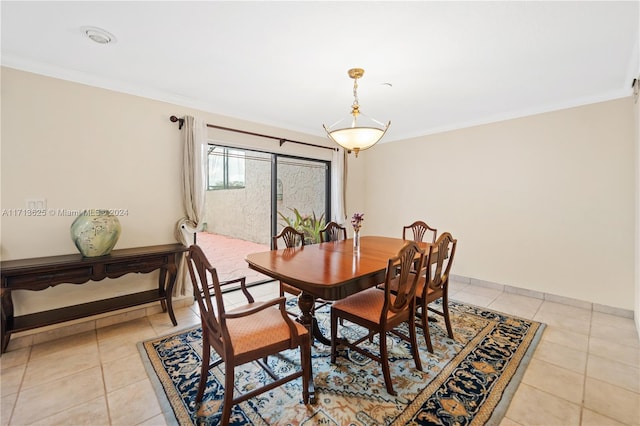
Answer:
2 1 639 143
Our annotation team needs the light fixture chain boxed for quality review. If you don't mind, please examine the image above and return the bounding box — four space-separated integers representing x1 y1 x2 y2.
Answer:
353 78 359 108
351 77 360 116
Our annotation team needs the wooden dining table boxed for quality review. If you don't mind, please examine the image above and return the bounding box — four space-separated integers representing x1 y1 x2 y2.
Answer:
245 236 430 344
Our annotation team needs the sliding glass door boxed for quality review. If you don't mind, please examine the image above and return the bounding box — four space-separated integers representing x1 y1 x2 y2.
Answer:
275 156 330 246
201 146 330 284
204 147 272 245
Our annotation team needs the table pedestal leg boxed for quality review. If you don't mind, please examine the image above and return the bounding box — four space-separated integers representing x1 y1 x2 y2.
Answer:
298 292 331 347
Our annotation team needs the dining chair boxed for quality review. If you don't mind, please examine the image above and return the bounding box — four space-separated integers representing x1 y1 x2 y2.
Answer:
317 221 347 314
186 244 311 426
319 221 347 243
401 220 438 276
403 220 437 243
416 232 457 353
330 240 425 396
273 226 306 299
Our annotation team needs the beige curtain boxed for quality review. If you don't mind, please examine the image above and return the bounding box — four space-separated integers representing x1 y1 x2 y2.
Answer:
174 115 207 296
331 148 348 224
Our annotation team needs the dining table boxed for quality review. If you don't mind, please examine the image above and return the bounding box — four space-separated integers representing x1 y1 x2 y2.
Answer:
245 235 431 344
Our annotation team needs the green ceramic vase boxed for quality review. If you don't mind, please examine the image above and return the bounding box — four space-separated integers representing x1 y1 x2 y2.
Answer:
70 210 121 257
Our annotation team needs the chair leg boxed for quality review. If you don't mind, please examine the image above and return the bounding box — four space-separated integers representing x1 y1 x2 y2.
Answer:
220 364 235 426
301 337 311 404
408 315 423 371
442 294 454 339
422 301 434 353
379 332 396 396
196 341 211 403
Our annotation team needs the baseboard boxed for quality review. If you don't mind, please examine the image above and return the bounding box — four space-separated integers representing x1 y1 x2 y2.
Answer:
6 276 635 353
450 274 634 319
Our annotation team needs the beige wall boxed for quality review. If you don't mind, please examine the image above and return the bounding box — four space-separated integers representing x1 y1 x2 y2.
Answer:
1 67 637 318
634 79 640 331
0 67 332 315
362 98 636 310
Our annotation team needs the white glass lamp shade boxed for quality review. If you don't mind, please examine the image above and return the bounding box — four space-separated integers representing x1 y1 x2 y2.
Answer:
326 127 383 150
324 116 390 157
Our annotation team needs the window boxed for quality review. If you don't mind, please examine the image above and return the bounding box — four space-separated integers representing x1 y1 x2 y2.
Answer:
207 146 246 190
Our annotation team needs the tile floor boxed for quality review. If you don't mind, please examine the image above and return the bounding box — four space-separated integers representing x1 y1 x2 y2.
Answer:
1 278 638 425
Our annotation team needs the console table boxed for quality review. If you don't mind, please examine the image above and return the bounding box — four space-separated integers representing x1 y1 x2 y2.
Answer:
1 243 186 353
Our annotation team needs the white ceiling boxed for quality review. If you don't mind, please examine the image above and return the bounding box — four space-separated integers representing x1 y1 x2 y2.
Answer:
2 1 639 143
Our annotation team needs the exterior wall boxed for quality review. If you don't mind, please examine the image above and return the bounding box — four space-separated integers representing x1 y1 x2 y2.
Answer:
275 159 327 235
203 151 271 244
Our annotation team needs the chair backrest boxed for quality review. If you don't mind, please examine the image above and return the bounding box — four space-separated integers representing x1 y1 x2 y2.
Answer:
320 221 347 242
425 232 457 292
382 240 425 316
273 226 306 249
186 245 233 357
403 220 437 243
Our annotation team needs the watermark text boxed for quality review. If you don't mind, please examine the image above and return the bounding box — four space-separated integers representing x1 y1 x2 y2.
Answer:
1 208 129 217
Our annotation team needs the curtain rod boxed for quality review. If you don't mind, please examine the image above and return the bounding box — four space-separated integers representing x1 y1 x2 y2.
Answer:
169 115 338 152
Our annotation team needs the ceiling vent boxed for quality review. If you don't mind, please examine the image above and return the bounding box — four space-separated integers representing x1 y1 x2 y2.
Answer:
81 26 116 44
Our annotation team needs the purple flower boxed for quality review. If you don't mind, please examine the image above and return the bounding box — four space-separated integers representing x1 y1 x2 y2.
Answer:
351 212 364 231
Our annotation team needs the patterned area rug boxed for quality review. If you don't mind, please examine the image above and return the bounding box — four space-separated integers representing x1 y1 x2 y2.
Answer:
139 300 544 425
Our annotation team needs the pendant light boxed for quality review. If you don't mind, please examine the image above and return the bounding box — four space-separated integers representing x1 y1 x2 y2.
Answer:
323 68 390 157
